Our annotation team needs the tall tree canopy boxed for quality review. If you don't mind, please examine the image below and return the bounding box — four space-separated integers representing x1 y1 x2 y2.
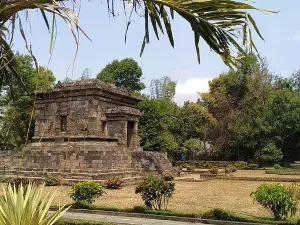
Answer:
0 54 55 150
150 77 177 100
97 58 145 92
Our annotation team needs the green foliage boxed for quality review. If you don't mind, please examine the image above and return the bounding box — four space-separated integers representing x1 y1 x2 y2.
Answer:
209 166 218 174
135 175 175 210
0 54 55 150
97 58 145 93
290 163 297 169
247 164 259 170
251 183 297 220
138 98 178 153
104 177 124 189
70 181 105 204
0 183 68 225
162 172 174 181
132 205 148 213
274 164 281 170
45 176 63 186
180 139 204 160
150 77 176 100
261 143 283 164
226 164 237 173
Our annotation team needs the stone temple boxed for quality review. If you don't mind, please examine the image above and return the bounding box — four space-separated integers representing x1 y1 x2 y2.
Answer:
0 79 172 183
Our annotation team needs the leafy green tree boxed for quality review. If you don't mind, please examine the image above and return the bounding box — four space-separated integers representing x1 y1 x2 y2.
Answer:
201 54 272 160
138 98 178 153
97 58 145 92
260 143 283 165
0 54 55 150
263 83 300 162
150 77 176 100
181 139 204 160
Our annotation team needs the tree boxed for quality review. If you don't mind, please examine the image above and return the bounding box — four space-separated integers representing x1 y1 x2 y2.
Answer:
181 139 204 161
150 77 176 100
138 98 178 153
0 54 55 150
260 142 283 165
81 68 92 80
201 54 273 160
97 58 145 92
1 0 274 93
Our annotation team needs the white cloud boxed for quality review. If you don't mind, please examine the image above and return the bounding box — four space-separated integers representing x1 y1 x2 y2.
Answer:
288 32 300 41
175 78 211 105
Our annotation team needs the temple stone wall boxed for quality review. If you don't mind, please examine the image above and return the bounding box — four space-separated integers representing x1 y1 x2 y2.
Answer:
1 79 173 174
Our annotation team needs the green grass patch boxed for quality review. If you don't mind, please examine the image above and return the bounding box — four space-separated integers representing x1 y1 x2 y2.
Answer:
70 202 300 224
265 168 300 175
202 209 300 225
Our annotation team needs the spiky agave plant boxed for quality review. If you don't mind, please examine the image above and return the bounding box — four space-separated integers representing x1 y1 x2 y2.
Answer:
0 183 69 225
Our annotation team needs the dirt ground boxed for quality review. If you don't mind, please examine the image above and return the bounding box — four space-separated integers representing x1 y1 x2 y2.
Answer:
47 179 292 218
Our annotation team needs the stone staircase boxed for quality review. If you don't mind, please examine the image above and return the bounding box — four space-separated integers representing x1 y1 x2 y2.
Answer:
0 167 144 185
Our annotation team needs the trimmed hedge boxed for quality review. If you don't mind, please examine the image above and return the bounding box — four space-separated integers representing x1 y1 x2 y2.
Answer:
69 202 300 224
202 209 300 225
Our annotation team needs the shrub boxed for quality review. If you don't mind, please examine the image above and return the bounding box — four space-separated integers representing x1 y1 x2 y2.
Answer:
70 181 105 204
202 209 246 222
234 162 246 169
45 176 63 186
247 164 258 170
289 163 297 169
251 183 297 220
135 175 175 210
132 205 148 213
225 164 237 174
209 166 218 174
162 172 174 181
105 176 124 189
274 164 281 170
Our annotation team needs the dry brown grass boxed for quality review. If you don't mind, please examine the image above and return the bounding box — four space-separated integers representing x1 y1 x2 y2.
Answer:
47 180 282 217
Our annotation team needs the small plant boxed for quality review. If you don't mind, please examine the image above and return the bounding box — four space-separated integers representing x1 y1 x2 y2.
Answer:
225 165 237 174
162 172 174 181
105 176 124 189
70 181 105 204
132 205 148 213
135 175 175 210
251 183 297 220
209 166 218 174
289 163 297 169
273 164 281 170
233 162 246 169
45 175 63 186
247 164 258 170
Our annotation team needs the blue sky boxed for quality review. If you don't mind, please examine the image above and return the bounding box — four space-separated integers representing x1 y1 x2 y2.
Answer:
12 0 300 104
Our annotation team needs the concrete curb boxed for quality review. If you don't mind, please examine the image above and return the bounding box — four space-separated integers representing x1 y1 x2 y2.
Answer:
53 208 269 225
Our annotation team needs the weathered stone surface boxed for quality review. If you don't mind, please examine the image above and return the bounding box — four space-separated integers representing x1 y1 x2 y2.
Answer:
0 79 172 176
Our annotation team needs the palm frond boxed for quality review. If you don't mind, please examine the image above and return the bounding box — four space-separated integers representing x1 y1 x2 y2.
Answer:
140 0 277 66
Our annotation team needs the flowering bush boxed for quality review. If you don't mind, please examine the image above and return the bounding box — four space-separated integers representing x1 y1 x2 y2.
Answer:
105 176 124 189
45 176 63 186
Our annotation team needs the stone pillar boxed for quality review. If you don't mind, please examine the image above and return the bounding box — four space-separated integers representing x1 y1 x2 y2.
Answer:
120 120 127 145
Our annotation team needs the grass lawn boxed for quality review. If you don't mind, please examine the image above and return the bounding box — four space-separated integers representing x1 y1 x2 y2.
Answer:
48 179 298 218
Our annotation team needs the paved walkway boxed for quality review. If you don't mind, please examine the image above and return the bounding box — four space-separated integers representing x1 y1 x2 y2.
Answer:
61 211 211 225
